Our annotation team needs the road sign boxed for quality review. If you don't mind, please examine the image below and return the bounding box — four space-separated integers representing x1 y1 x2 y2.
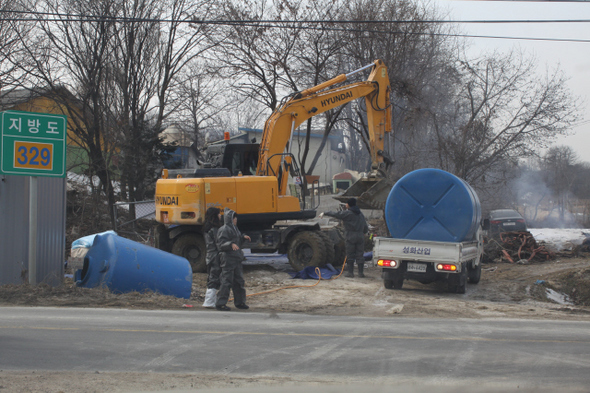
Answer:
0 110 67 177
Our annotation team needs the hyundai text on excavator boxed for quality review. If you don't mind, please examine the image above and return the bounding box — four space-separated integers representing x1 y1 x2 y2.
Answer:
154 59 393 272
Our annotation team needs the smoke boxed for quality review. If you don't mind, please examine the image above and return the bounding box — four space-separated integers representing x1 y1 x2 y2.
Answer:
510 169 581 229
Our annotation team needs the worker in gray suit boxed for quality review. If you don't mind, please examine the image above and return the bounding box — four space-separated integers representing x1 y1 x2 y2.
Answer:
215 208 251 311
320 198 368 278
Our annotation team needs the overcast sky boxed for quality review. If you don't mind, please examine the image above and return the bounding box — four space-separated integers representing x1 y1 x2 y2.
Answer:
437 0 590 164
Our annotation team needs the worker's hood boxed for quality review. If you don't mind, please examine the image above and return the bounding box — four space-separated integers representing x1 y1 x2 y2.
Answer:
223 207 237 225
349 205 362 215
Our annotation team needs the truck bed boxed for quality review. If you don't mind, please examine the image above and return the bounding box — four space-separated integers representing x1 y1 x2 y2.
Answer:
373 237 480 264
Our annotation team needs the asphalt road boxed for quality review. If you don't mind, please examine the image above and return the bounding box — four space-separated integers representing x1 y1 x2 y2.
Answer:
1 307 590 391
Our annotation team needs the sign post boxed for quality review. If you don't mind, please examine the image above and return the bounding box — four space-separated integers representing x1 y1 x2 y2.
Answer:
0 111 67 285
28 176 38 285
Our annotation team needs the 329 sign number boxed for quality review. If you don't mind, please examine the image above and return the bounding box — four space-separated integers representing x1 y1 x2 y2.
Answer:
13 141 54 170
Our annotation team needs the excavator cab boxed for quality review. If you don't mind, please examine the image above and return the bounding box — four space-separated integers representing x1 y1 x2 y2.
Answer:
220 143 260 176
204 142 311 209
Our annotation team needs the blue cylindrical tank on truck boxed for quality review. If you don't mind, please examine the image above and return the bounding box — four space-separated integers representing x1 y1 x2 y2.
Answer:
374 169 484 293
384 168 481 242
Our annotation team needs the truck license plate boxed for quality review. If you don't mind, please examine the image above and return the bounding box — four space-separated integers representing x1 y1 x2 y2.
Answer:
407 262 427 273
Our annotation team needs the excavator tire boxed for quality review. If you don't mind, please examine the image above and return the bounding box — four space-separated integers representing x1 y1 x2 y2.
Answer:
318 230 336 266
331 227 347 267
154 224 171 252
171 232 207 273
287 230 327 272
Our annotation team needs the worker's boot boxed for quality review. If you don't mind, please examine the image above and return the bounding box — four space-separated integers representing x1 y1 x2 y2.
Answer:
344 262 354 278
202 288 217 308
357 263 365 278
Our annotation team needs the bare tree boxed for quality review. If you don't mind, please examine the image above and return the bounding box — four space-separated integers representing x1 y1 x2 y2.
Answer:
570 161 590 227
542 145 578 223
110 0 164 203
211 0 305 112
24 0 219 225
153 0 220 133
0 0 35 90
167 61 227 150
111 0 219 204
431 50 579 187
571 162 590 201
211 0 349 191
342 0 462 176
27 0 120 226
290 0 348 179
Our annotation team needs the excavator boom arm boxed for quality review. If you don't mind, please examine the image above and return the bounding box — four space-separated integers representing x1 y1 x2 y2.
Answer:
256 60 392 195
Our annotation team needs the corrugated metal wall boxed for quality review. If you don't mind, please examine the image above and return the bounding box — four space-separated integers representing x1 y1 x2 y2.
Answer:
0 175 28 283
0 174 66 286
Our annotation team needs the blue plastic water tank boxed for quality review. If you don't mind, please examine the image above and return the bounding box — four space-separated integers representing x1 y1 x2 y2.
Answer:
75 233 193 299
385 168 481 242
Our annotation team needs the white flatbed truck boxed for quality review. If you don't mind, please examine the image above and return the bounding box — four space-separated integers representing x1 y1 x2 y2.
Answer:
372 230 483 293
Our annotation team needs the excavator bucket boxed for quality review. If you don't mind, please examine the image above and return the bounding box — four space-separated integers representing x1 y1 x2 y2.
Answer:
334 177 394 210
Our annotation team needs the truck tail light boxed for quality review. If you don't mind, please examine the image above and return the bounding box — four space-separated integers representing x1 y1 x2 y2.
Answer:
436 264 457 271
377 259 397 267
181 212 196 219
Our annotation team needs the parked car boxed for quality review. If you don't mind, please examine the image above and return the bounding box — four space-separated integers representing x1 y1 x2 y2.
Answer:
485 209 528 236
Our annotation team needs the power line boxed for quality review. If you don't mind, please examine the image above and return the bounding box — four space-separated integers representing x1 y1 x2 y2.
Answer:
446 33 590 43
2 9 590 24
468 0 590 2
1 10 589 43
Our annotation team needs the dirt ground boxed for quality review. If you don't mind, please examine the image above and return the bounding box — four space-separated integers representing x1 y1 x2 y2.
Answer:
2 253 590 392
1 254 590 319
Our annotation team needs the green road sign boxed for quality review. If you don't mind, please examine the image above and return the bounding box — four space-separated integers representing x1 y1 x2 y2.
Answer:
0 110 67 177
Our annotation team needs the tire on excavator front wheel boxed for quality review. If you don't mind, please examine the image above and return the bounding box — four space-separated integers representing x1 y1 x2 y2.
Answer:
330 227 347 268
171 232 207 273
287 231 327 272
317 231 336 267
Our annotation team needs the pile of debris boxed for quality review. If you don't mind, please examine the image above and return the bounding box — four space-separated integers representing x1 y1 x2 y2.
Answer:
483 231 555 264
572 233 590 256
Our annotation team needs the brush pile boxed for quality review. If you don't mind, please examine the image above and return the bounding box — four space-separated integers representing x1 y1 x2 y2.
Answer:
483 231 555 263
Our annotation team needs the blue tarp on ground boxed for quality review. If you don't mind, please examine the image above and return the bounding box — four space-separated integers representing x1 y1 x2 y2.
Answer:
290 264 340 280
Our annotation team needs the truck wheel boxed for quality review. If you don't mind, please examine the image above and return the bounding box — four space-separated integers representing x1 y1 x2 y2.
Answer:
171 233 206 273
468 261 482 284
287 231 327 272
384 273 404 290
448 263 467 294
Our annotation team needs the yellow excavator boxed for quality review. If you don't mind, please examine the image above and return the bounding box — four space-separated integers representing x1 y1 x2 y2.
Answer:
154 59 393 272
